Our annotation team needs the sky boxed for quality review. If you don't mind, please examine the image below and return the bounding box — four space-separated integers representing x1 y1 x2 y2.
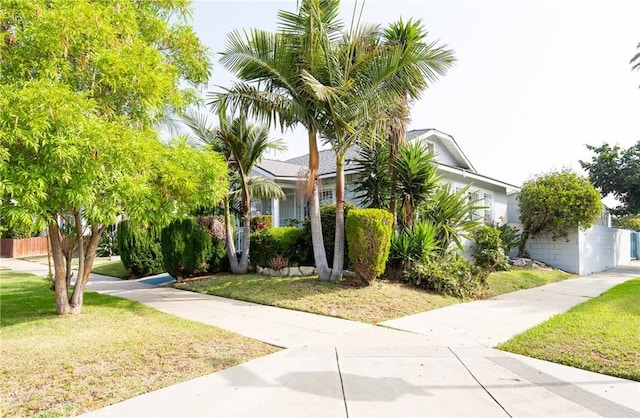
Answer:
188 0 640 188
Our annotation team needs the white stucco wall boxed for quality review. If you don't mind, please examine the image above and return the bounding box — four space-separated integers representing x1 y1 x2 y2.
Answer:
578 226 631 275
525 226 632 275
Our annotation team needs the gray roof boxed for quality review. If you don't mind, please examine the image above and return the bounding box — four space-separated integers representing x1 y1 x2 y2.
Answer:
285 147 362 176
257 158 306 178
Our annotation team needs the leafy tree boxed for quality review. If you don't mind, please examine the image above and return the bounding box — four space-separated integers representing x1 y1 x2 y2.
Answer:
580 142 640 215
517 170 603 257
0 0 225 314
181 106 285 273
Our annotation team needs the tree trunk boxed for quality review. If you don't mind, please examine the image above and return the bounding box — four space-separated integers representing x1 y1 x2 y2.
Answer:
389 135 399 232
48 222 70 314
311 182 331 280
224 197 240 273
330 153 345 282
69 223 103 313
307 129 330 281
238 200 250 274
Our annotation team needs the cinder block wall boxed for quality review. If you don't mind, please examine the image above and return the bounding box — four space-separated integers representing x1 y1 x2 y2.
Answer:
525 231 580 274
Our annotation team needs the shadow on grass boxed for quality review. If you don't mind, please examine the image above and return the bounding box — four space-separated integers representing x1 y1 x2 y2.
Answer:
1 272 143 328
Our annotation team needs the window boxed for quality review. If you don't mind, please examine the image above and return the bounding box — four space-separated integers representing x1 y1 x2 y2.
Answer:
483 193 493 224
469 191 482 220
250 199 261 215
320 189 334 205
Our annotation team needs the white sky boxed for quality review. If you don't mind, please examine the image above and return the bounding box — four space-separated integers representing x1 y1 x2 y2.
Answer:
189 0 640 187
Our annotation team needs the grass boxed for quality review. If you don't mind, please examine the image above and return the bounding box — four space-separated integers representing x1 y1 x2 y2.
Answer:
498 278 640 381
91 260 131 279
0 272 278 417
176 266 573 324
484 267 573 297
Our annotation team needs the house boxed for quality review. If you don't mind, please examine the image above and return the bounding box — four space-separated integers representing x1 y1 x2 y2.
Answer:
249 129 520 228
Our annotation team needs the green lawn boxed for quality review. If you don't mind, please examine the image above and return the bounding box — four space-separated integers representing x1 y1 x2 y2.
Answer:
176 266 573 324
484 267 573 297
499 278 640 381
91 260 131 279
0 272 277 417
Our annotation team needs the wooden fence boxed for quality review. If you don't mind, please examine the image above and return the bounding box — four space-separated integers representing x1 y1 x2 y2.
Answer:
0 237 49 258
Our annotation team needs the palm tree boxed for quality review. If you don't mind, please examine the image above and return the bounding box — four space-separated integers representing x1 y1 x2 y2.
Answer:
213 0 344 280
393 141 440 229
632 43 640 87
352 140 390 208
182 106 285 273
382 19 456 231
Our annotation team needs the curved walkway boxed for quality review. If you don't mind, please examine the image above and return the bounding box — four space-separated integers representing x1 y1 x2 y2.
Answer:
2 258 639 417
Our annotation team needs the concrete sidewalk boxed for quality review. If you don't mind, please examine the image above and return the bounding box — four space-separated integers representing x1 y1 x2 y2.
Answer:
2 258 639 417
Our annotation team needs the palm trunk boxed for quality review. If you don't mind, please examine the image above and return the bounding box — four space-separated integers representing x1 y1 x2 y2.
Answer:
330 152 345 281
224 197 240 273
308 129 330 280
238 199 250 273
48 222 70 314
389 135 399 232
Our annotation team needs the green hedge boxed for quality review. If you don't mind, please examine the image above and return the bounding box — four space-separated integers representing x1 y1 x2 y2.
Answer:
250 226 305 267
116 220 164 277
345 209 393 284
161 218 212 281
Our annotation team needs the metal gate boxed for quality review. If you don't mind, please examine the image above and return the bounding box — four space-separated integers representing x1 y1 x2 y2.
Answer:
632 232 638 260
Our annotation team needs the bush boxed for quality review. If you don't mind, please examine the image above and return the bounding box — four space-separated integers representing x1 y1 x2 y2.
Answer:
161 218 212 281
402 254 487 298
345 209 393 285
249 226 305 267
250 215 272 231
301 202 356 267
472 225 509 271
389 221 439 270
196 216 228 273
497 223 521 254
116 220 164 277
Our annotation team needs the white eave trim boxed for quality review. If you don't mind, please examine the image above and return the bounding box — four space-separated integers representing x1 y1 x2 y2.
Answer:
437 163 520 193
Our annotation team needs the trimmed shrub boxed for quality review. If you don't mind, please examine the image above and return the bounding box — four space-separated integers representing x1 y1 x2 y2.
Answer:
472 225 509 271
249 226 305 267
161 218 212 281
116 220 164 277
345 209 393 285
402 254 487 298
250 215 272 231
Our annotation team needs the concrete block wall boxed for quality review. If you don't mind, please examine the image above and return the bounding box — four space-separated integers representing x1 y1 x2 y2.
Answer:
526 226 632 275
525 231 580 274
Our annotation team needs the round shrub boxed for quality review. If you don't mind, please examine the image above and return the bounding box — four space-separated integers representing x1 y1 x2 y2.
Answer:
345 208 393 285
161 218 212 281
116 220 164 277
